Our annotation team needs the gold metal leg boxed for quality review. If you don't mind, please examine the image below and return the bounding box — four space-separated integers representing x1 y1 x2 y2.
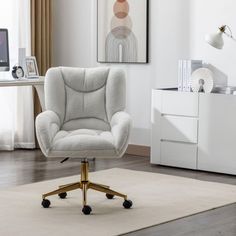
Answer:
59 182 80 188
82 182 88 206
91 182 110 189
89 182 127 200
43 183 81 199
81 161 89 182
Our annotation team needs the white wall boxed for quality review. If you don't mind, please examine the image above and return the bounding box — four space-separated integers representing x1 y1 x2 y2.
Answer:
53 0 190 146
53 0 94 67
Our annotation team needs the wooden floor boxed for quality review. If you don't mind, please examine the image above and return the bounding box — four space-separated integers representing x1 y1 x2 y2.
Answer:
0 150 235 236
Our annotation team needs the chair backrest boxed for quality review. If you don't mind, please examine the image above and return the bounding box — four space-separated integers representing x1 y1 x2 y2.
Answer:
45 67 126 131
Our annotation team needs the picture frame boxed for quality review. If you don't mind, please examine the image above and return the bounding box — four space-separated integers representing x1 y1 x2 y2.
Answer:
97 0 149 64
25 56 39 78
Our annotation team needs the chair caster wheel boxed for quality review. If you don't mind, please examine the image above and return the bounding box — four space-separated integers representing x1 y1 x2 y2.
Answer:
58 192 67 199
42 199 51 208
82 205 92 215
106 193 114 199
123 200 133 209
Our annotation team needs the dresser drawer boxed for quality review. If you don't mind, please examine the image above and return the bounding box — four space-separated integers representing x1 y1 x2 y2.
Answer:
162 91 199 117
161 141 197 169
161 115 198 143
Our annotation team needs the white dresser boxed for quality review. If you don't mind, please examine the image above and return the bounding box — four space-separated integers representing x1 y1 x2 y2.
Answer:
151 89 236 175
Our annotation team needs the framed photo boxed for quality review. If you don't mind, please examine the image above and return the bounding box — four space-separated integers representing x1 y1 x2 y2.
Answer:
97 0 149 64
25 56 39 78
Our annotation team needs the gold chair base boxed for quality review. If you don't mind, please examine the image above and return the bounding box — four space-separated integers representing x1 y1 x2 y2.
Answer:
42 160 128 208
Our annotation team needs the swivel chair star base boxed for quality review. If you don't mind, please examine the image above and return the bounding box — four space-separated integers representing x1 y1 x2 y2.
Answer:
41 159 133 215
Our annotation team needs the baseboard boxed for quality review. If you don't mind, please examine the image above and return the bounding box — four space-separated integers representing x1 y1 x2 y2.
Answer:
126 145 150 157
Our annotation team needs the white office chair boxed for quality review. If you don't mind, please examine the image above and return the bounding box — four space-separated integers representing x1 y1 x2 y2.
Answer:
36 67 132 215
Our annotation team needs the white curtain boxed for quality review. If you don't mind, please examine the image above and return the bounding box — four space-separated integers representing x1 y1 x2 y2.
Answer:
0 0 35 150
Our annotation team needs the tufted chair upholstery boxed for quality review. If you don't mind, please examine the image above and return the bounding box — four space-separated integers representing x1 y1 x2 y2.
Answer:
36 67 131 159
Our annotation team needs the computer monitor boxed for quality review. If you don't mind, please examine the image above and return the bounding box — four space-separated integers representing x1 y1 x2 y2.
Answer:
0 29 10 71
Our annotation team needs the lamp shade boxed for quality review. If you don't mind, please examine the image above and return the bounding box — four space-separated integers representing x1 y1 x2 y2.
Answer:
205 30 224 49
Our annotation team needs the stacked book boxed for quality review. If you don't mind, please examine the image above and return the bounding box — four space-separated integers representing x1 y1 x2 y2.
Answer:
178 60 203 92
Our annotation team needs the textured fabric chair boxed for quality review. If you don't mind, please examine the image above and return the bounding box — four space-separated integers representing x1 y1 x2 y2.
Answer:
36 67 132 215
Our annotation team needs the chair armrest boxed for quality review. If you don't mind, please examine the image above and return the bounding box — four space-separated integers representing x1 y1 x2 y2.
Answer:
111 111 132 156
35 111 60 156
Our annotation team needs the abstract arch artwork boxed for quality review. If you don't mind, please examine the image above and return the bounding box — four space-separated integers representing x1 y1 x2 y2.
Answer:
97 0 148 63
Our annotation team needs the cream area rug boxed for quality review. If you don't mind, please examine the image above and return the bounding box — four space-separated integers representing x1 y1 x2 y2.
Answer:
1 168 236 236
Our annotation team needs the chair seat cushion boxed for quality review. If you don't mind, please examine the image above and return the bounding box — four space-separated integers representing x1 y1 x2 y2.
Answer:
50 129 116 157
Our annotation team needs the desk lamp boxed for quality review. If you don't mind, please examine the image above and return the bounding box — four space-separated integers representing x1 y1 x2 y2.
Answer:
205 25 236 49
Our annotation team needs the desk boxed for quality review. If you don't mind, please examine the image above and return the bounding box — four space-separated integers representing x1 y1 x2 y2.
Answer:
0 77 45 111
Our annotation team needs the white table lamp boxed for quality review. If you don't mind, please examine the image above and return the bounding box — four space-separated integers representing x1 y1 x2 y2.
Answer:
205 25 235 49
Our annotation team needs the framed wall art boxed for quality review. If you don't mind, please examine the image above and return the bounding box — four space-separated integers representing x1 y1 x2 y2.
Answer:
97 0 149 64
